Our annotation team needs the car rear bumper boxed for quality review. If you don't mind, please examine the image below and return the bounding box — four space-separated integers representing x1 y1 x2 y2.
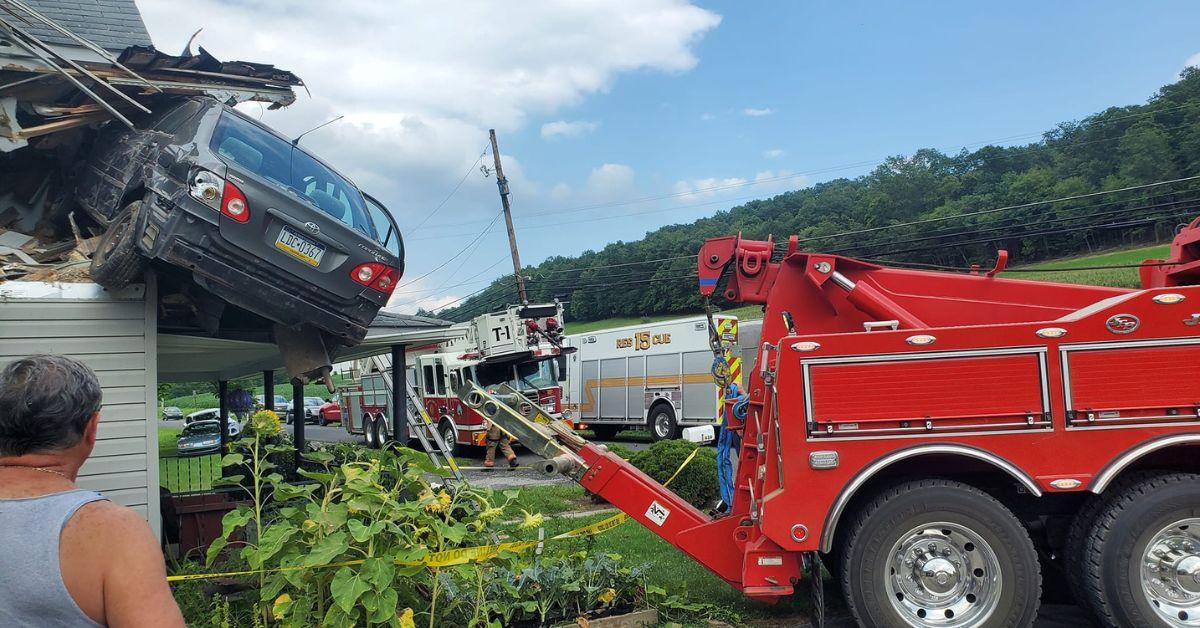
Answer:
145 198 377 343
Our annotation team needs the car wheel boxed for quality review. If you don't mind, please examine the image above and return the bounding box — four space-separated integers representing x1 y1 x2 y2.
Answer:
840 478 1041 628
89 201 148 290
1083 472 1200 627
318 411 328 427
648 405 678 441
363 416 377 448
438 420 459 457
374 417 391 449
591 425 620 441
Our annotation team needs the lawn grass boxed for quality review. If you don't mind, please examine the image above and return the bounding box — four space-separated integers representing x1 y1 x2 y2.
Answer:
159 426 182 456
537 511 810 623
509 484 591 516
1001 244 1170 288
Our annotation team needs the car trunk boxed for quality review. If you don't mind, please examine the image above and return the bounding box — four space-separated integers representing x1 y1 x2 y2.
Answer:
217 163 371 300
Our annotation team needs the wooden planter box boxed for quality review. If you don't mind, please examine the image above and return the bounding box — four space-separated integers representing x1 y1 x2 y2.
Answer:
163 488 249 560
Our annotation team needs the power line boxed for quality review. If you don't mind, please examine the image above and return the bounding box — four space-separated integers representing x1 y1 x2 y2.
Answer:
396 211 503 289
408 146 489 233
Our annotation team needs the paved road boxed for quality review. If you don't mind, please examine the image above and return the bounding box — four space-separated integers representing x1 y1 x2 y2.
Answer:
301 423 651 488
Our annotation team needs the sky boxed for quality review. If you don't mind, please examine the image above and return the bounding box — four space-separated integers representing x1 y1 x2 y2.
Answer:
135 1 1200 314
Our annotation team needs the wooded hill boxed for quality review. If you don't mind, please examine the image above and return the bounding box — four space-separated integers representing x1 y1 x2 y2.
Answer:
430 68 1200 323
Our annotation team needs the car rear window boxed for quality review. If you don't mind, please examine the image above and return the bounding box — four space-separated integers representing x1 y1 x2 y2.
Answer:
210 112 380 243
184 423 220 435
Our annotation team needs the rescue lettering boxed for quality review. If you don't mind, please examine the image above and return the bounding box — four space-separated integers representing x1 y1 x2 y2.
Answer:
615 332 671 350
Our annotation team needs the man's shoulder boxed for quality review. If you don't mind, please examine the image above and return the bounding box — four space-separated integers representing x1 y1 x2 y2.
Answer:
70 499 155 543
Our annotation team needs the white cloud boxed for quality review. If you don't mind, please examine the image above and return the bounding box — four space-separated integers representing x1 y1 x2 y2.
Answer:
550 182 572 200
540 120 599 139
135 0 721 229
700 112 715 121
1187 52 1200 70
743 107 774 117
671 169 807 202
586 163 636 196
763 148 784 159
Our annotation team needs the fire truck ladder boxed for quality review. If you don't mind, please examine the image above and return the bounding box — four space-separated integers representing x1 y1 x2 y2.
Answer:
367 355 465 483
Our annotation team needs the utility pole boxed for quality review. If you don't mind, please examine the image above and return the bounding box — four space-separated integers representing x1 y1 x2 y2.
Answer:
489 129 528 304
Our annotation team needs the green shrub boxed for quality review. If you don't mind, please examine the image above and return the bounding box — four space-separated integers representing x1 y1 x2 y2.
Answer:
605 443 636 460
628 440 718 509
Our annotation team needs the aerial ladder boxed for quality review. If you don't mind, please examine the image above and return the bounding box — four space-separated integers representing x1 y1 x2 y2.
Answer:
366 354 464 482
470 215 1200 628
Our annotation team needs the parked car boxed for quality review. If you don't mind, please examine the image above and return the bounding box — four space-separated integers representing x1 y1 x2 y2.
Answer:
316 398 342 426
161 406 183 421
76 97 404 383
183 409 242 437
255 394 289 413
184 408 219 424
288 396 325 424
176 420 223 456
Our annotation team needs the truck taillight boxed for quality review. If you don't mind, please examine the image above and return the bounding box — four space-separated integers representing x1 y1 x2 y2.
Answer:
220 180 250 223
351 262 400 295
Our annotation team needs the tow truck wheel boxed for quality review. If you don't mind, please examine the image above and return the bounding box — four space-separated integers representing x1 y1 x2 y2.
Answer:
649 405 678 441
1082 472 1200 628
363 416 377 448
841 479 1041 628
90 201 148 290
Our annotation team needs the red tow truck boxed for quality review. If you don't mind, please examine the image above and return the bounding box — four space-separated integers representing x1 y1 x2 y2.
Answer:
494 216 1200 627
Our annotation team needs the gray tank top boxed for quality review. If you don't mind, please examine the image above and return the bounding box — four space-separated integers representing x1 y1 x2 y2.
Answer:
0 489 107 628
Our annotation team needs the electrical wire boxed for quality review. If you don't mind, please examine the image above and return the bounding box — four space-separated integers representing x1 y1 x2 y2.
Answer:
408 146 489 233
396 211 504 289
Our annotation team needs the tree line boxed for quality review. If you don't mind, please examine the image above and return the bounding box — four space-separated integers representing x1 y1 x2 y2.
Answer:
427 68 1200 323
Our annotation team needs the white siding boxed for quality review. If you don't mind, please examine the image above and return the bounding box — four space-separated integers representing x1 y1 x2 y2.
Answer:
0 281 160 537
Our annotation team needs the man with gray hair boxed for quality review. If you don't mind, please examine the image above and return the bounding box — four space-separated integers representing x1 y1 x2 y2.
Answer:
0 355 184 627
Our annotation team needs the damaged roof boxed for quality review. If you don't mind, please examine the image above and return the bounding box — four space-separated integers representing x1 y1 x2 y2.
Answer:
10 0 152 51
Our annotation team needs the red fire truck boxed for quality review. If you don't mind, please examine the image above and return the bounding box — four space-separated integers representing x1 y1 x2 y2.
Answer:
494 216 1200 627
340 302 568 453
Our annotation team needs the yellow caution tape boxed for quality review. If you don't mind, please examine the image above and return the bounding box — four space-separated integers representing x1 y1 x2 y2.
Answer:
168 445 700 583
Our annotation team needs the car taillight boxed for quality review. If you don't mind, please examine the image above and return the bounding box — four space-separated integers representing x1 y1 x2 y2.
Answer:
221 180 250 223
189 169 223 210
351 262 399 295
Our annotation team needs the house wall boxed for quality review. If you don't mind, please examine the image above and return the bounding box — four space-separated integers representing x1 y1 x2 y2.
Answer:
0 279 160 537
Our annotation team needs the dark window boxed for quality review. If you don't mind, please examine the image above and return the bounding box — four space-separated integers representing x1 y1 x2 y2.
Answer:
209 112 380 242
422 364 435 396
434 364 446 396
363 194 402 258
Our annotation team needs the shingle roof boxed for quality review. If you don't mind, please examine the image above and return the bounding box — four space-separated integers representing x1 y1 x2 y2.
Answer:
15 0 153 52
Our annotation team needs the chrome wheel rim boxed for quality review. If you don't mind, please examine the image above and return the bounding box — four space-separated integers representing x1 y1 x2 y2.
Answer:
654 413 671 438
442 425 455 448
1142 517 1200 626
885 521 1001 627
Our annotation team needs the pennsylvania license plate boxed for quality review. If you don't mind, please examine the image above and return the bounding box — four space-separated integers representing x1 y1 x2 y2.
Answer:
275 226 325 266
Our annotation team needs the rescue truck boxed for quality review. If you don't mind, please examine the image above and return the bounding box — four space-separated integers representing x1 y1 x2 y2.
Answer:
340 302 568 454
470 214 1200 628
562 315 742 440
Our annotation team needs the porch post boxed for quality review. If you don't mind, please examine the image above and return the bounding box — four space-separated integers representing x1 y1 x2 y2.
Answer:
217 379 229 452
262 370 275 413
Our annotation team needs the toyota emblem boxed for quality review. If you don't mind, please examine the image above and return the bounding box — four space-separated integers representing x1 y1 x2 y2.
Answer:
1105 313 1140 335
304 221 321 235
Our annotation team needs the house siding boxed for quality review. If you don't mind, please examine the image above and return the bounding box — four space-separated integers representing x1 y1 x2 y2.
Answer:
0 280 160 536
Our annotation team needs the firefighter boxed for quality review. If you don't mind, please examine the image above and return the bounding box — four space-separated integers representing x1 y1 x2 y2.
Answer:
483 422 518 468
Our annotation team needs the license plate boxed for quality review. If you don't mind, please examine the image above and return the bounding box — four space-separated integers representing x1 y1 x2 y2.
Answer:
275 226 325 267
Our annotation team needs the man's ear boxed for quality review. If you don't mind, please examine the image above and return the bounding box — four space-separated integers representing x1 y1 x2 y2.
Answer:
82 411 101 446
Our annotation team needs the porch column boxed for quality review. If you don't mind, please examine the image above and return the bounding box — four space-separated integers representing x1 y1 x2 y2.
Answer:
391 344 407 447
262 370 274 413
217 379 229 452
292 380 305 473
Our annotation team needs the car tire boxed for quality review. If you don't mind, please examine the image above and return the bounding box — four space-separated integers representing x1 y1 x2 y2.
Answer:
89 201 148 290
438 420 458 458
363 416 377 448
591 425 620 441
648 404 678 441
840 478 1041 628
1082 472 1200 628
374 417 391 449
318 411 328 427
